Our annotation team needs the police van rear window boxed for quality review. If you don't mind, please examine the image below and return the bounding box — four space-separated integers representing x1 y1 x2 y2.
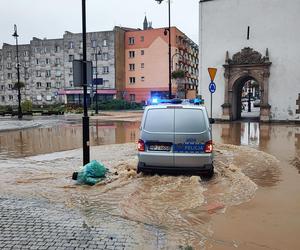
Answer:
175 109 207 133
144 109 174 133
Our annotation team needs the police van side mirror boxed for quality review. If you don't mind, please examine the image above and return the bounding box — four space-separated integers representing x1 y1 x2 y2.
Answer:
209 118 215 124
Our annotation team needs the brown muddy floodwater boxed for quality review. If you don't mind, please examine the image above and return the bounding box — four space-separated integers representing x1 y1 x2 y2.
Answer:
0 118 299 249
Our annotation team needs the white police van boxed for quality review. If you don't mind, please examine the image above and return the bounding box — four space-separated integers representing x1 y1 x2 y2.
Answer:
137 99 214 177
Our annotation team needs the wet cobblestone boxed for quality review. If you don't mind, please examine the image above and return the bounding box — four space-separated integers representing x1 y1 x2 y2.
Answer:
0 197 153 250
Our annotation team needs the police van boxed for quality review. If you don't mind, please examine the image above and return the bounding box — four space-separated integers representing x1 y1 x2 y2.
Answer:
137 99 214 177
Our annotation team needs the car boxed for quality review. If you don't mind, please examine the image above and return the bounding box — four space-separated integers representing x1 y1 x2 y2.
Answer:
137 101 214 177
253 99 261 107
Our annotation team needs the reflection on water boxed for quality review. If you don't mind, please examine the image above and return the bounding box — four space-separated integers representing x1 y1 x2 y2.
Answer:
0 120 140 159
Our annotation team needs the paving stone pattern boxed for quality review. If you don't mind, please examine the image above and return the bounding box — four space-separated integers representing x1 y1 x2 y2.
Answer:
0 197 157 250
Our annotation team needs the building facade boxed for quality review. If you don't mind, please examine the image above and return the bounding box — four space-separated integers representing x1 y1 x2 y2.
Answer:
0 27 127 106
199 0 300 121
124 19 199 104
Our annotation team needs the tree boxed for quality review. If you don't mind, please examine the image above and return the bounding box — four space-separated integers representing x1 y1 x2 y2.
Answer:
13 81 25 90
171 70 185 79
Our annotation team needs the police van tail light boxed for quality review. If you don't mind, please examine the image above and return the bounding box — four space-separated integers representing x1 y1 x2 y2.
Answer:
204 140 213 153
137 139 145 151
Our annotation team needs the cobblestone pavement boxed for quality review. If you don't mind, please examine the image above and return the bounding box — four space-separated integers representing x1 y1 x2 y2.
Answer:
0 197 168 250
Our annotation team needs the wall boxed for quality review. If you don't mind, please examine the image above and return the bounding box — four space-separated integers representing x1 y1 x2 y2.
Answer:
199 0 300 121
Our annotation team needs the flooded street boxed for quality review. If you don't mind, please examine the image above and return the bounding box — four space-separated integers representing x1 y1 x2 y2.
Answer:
0 114 299 249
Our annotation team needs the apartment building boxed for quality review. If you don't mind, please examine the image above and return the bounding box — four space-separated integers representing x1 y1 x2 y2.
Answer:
124 19 199 104
0 27 127 106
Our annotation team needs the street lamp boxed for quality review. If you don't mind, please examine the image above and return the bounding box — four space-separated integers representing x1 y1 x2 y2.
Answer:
155 0 172 99
12 24 22 119
81 0 90 165
94 48 101 114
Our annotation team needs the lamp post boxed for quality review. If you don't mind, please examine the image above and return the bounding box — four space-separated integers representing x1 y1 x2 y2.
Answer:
155 0 172 99
12 24 22 119
94 48 101 114
81 0 90 165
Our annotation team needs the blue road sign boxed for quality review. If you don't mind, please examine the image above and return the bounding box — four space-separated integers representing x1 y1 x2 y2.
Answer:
93 78 103 85
209 81 216 93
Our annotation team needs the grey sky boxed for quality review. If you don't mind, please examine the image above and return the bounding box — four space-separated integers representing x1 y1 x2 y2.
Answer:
1 0 199 46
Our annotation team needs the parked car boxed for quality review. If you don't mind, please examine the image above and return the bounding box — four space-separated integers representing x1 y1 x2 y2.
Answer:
137 101 214 177
253 99 261 107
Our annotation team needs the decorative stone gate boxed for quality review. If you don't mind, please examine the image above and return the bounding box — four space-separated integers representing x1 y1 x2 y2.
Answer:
221 47 272 121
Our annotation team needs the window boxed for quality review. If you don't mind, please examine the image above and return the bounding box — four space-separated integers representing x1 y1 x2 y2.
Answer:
25 72 29 79
7 73 12 79
46 58 50 64
46 95 52 101
80 54 83 60
103 80 109 87
70 68 73 73
129 51 135 58
55 45 60 53
141 76 145 81
1 96 4 102
102 53 108 60
175 109 206 133
55 58 60 65
46 70 51 77
37 95 42 101
36 70 41 77
0 65 2 70
141 63 144 69
7 51 11 58
103 39 107 46
69 55 74 62
80 41 83 49
92 67 97 75
92 40 97 48
7 63 12 69
128 37 135 45
56 82 61 88
36 59 39 65
144 109 174 133
141 50 144 55
129 77 135 84
9 95 13 101
36 82 42 88
24 61 29 67
69 81 73 87
130 94 135 102
141 36 144 42
0 85 4 90
103 66 109 74
8 84 13 89
56 70 61 77
69 41 74 49
129 64 135 71
23 51 29 57
46 82 51 88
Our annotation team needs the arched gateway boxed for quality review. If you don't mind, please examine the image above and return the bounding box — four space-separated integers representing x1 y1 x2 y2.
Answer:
221 47 272 121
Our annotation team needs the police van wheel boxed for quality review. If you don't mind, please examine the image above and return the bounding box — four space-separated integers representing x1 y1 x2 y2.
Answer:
137 162 143 174
203 166 214 179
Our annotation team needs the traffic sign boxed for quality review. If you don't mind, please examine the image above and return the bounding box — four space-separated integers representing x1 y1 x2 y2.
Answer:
209 81 216 93
208 68 217 81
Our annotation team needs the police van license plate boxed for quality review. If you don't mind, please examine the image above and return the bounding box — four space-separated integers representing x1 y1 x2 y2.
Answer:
149 145 171 151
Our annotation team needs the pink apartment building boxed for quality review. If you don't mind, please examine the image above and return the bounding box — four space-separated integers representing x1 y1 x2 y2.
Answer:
123 20 199 104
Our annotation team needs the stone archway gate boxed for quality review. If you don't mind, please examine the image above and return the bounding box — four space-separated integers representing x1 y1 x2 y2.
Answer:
221 47 272 121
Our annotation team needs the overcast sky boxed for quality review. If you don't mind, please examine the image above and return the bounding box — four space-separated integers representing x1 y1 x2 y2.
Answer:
1 0 199 46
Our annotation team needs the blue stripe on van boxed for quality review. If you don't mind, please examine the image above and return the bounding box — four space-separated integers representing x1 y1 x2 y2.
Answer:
173 143 205 153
